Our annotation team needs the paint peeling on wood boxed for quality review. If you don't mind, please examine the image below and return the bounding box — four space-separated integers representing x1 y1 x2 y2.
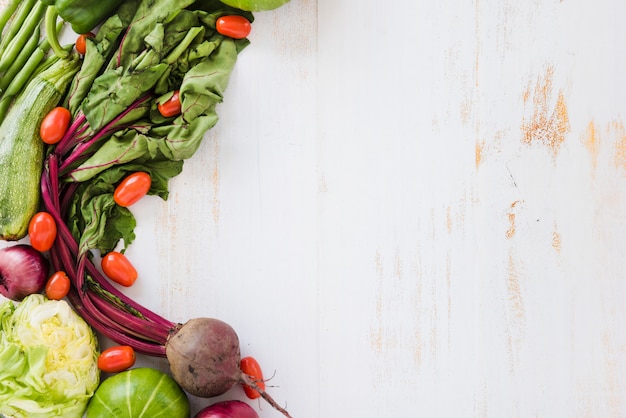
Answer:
583 121 599 170
521 66 571 157
611 119 626 171
506 251 525 373
601 331 624 417
580 117 626 178
475 140 485 168
505 201 521 240
552 226 562 254
1 0 620 416
209 136 221 225
505 212 516 240
370 250 384 354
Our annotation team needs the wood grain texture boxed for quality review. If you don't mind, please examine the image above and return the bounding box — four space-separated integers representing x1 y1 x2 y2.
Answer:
1 0 626 417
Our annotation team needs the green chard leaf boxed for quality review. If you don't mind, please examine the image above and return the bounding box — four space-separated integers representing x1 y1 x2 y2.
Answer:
62 0 252 255
69 159 183 255
64 0 141 115
70 33 241 181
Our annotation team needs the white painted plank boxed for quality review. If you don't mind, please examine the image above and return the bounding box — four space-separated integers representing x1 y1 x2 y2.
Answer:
2 0 626 417
316 0 626 417
145 1 320 416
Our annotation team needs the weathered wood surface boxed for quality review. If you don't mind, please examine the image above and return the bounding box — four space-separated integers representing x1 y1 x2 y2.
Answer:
2 0 626 416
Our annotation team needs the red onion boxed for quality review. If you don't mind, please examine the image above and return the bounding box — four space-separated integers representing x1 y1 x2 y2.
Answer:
194 401 259 418
0 244 50 301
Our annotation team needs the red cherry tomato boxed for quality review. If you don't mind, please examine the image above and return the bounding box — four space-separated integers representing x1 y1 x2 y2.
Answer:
98 345 136 373
75 32 95 55
45 271 70 300
216 15 252 39
101 251 137 287
40 107 71 145
157 90 181 118
28 211 57 252
240 356 265 399
113 172 152 207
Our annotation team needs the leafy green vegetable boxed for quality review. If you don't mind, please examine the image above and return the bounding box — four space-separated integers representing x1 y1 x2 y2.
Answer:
64 0 141 115
48 0 252 257
67 159 184 255
70 35 239 180
39 0 253 362
0 294 100 418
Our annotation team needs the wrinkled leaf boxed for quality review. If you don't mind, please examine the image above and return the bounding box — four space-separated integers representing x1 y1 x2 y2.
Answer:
68 159 183 255
65 0 251 254
71 35 239 180
65 0 141 115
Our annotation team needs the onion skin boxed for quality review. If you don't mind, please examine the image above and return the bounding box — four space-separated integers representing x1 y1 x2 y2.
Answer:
0 244 49 301
194 400 259 418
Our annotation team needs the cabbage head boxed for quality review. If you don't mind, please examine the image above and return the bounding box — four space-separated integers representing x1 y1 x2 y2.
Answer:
0 294 100 418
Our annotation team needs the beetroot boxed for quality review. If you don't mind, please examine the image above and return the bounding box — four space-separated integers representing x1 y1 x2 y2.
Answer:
166 318 241 398
165 318 292 418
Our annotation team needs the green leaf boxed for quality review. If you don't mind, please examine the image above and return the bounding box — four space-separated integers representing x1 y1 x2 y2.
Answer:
82 63 169 131
64 0 141 115
68 159 183 254
63 0 251 255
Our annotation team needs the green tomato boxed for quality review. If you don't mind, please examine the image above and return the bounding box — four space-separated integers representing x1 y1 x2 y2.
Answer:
219 0 289 11
86 368 190 418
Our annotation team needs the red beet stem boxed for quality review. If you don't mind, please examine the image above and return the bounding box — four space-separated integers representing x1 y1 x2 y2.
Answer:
42 153 173 356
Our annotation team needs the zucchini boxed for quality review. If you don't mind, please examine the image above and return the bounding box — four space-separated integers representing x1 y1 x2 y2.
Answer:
0 53 80 240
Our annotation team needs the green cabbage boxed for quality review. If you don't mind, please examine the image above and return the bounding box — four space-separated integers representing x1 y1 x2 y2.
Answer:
0 294 100 418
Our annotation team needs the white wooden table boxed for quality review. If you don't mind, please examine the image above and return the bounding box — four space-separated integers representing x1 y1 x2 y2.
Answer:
3 0 626 417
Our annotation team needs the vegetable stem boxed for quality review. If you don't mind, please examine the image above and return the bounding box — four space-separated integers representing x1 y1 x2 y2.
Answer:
54 111 88 156
42 169 169 356
42 153 176 356
241 374 294 418
44 6 69 59
58 94 153 173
